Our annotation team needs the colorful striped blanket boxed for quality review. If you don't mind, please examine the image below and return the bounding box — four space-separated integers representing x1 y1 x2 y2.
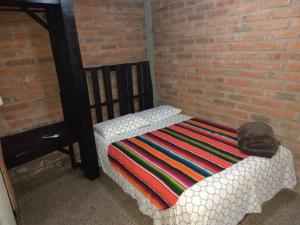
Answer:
108 117 249 210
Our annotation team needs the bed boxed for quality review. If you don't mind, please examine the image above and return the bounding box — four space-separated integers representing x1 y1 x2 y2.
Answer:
84 61 297 225
93 112 296 225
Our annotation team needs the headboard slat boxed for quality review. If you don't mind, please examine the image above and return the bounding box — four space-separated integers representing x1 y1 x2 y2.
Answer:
91 69 103 123
102 66 114 119
137 63 145 110
125 64 135 113
145 62 154 109
116 64 129 116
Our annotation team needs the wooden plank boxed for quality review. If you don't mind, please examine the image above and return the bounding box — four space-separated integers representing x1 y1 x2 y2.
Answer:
58 0 100 179
46 5 75 127
116 65 129 116
136 62 145 110
84 61 148 73
0 7 45 12
90 94 140 109
144 61 153 109
102 67 114 119
91 69 103 123
21 7 48 30
0 0 59 7
125 64 134 113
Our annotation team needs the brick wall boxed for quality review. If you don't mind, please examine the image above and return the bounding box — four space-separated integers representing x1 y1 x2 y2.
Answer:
74 0 146 66
0 13 62 137
0 0 146 184
152 0 300 176
74 0 147 121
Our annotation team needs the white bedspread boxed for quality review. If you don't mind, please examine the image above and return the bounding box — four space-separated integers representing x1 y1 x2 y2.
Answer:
94 114 297 225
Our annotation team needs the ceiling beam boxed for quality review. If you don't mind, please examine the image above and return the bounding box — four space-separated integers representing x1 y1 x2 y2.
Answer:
0 7 45 12
0 0 59 8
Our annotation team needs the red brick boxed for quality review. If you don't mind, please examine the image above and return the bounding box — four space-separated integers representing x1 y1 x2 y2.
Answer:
0 79 7 88
227 60 254 69
254 80 282 90
284 102 300 112
243 11 271 22
216 0 238 7
8 118 34 130
251 98 280 108
255 19 290 31
256 61 283 70
0 86 26 96
272 6 300 18
281 121 300 130
239 70 267 78
238 87 264 96
274 29 300 39
226 108 249 119
207 9 228 18
215 52 239 59
237 104 265 114
6 58 35 67
273 71 300 81
268 109 295 120
226 78 253 86
287 62 300 71
239 52 266 59
205 77 225 83
286 83 300 92
261 0 291 9
289 41 300 50
240 33 266 41
231 2 257 14
230 43 254 51
0 102 31 114
208 43 229 51
291 18 300 28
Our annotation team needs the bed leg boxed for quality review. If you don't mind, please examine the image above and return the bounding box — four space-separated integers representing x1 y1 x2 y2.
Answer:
69 144 76 170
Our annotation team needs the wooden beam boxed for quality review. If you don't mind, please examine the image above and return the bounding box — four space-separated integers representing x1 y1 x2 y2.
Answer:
0 0 59 7
91 69 103 123
45 6 75 127
0 7 45 12
102 67 114 120
20 7 48 30
59 0 100 180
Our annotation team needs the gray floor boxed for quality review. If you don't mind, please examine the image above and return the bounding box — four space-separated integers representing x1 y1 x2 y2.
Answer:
17 168 300 225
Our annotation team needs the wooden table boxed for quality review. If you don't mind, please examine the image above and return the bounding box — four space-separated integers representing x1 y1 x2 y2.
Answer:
1 122 80 169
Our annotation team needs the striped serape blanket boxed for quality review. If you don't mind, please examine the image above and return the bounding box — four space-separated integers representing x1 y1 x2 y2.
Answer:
108 117 249 210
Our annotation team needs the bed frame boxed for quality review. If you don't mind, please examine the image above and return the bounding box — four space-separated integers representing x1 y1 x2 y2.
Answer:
0 0 154 180
84 61 154 124
1 0 102 180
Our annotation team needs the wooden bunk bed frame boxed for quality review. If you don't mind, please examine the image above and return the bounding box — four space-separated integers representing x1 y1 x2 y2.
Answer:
0 0 100 179
0 0 154 181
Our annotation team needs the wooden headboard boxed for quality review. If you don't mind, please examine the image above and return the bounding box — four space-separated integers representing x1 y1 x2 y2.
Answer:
84 61 153 124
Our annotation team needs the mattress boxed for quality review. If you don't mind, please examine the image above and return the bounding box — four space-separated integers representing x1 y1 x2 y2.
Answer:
94 114 297 225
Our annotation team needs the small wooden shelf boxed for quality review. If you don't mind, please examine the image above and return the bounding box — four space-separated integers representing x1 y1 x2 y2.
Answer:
1 122 79 169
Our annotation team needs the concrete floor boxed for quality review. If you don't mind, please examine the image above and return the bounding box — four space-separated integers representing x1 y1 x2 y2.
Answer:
16 168 300 225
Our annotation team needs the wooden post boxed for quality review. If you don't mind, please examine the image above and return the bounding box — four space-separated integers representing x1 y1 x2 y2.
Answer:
45 0 100 179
